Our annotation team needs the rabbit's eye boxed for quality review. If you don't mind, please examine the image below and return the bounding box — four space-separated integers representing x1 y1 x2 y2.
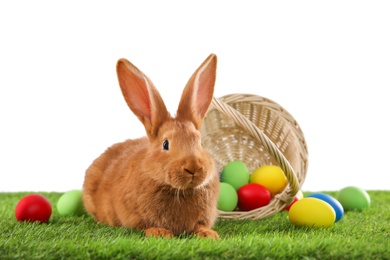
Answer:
163 140 170 151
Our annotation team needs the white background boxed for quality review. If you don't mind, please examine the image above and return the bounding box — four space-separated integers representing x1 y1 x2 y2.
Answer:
1 1 389 192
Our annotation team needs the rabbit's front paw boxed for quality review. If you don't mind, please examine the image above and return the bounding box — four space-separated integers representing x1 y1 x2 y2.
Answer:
144 227 174 238
195 227 220 239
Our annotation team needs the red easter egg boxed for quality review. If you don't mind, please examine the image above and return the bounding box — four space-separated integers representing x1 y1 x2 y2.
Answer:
237 183 271 211
15 194 52 223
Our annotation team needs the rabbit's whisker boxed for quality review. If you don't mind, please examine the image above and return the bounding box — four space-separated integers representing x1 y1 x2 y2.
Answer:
175 188 181 205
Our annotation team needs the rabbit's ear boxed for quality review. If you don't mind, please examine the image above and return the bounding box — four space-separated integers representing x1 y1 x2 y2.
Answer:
177 54 217 130
116 59 170 139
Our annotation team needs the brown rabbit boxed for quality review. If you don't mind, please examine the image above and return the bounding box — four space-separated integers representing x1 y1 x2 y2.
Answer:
82 54 220 239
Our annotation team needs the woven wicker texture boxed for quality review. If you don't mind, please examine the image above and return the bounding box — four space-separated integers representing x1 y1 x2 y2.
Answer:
201 94 308 220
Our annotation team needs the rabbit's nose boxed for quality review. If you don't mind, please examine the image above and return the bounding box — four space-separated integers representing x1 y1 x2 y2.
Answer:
184 168 195 175
184 165 204 176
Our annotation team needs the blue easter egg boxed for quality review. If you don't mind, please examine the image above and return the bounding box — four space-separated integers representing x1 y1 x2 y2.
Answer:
307 193 344 222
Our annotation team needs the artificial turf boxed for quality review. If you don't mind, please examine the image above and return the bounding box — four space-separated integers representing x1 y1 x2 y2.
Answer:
0 191 389 259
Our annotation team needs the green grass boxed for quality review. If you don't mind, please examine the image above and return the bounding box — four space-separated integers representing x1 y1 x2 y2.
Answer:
1 191 389 259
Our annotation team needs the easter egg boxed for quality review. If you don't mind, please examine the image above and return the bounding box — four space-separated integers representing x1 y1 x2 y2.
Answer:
289 198 336 228
15 194 52 223
218 182 238 211
284 190 304 211
337 186 371 211
296 190 304 199
284 195 300 211
250 165 288 195
221 161 250 190
307 193 344 222
237 183 271 211
57 190 85 216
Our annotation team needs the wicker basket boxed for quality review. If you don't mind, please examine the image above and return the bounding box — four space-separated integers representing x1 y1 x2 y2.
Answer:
201 94 308 220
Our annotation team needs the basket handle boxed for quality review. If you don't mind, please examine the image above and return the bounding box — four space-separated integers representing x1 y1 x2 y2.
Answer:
211 97 300 202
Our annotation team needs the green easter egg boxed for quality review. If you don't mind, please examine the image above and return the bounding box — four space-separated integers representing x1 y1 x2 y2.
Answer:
337 186 371 211
218 182 238 211
57 190 85 216
221 161 250 190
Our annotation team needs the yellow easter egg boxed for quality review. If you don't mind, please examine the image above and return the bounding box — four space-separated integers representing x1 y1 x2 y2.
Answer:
250 165 288 195
288 198 336 228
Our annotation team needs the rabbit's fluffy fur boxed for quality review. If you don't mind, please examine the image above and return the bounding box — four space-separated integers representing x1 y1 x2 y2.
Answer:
83 54 220 239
